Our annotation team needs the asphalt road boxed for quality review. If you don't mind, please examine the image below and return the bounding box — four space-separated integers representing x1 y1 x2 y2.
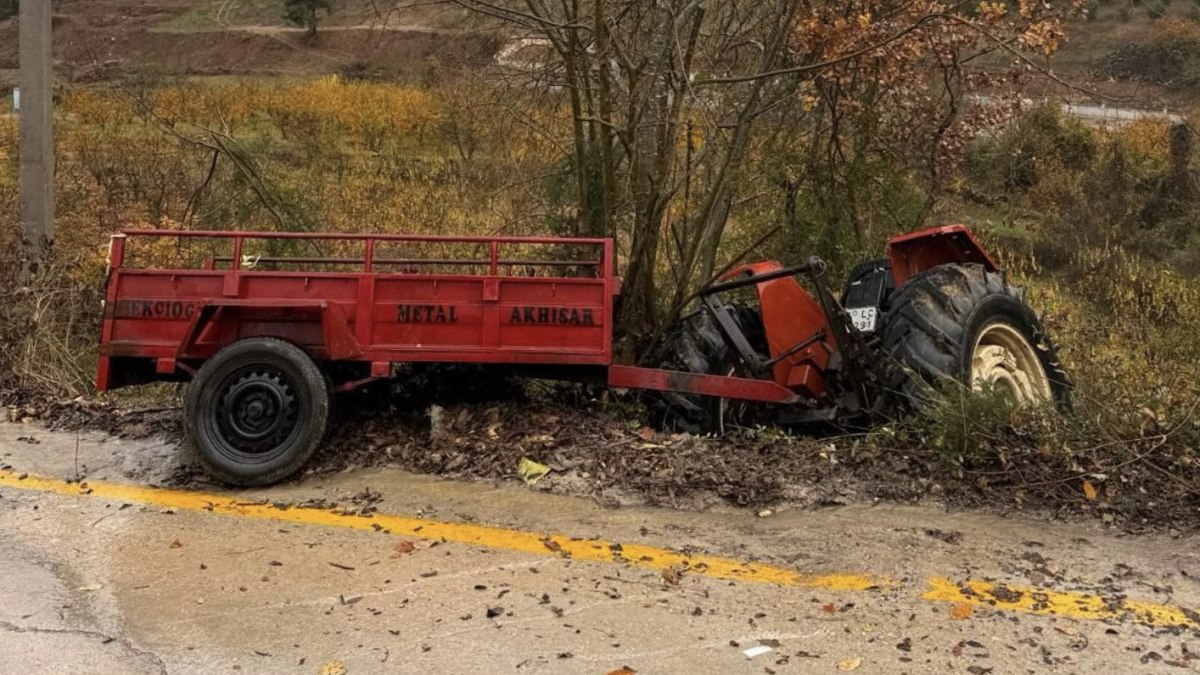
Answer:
0 421 1197 674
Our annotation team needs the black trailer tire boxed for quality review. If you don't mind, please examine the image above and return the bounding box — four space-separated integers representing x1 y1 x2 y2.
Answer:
185 338 330 486
879 263 1071 410
654 303 768 434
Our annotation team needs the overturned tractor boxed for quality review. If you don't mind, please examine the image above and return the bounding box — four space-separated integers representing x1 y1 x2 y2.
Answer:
98 224 1069 485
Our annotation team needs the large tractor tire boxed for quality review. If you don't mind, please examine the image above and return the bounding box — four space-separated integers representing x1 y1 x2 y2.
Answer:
879 264 1071 410
654 303 768 434
185 338 331 486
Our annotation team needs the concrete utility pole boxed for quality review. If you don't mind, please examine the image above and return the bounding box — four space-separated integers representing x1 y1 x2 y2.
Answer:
19 0 54 261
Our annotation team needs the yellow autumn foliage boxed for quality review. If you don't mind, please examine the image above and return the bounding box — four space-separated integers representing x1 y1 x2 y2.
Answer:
0 78 562 282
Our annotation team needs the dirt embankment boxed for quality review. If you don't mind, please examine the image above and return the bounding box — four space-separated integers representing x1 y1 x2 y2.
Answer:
4 375 1195 535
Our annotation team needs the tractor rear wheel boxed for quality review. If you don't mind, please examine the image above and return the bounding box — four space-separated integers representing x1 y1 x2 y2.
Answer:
879 264 1070 410
185 338 331 486
654 304 768 434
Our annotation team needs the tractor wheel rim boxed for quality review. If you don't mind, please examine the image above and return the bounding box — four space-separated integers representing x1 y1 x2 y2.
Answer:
971 323 1052 405
214 367 300 456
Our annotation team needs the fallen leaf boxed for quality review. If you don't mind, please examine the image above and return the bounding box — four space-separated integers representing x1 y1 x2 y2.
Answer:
638 426 655 441
169 539 183 549
393 540 416 556
821 603 836 614
541 538 566 555
950 603 974 620
517 457 551 486
836 656 862 671
606 668 636 675
318 660 348 675
1083 480 1098 501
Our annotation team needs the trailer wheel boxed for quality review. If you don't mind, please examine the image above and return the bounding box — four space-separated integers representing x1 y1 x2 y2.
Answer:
654 303 768 434
879 264 1071 410
185 338 330 486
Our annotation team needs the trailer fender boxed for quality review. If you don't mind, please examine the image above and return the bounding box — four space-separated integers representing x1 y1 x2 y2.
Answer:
176 300 363 363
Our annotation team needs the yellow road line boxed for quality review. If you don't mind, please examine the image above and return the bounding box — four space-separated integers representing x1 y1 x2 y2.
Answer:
0 469 884 592
924 577 1200 628
0 468 1196 630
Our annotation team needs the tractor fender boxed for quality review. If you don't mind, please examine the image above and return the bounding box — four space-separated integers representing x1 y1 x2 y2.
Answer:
886 224 999 288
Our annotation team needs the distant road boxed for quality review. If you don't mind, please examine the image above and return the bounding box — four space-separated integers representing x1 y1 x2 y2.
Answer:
973 94 1184 127
1061 101 1184 126
154 23 460 35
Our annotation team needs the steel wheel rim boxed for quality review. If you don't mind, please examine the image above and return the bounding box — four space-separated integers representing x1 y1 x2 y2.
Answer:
212 366 300 461
715 364 753 434
971 322 1052 405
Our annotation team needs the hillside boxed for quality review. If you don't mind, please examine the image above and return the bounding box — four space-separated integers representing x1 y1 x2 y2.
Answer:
2 0 1199 113
0 0 494 89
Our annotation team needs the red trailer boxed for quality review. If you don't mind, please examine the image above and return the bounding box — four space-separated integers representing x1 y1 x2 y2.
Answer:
98 226 1069 485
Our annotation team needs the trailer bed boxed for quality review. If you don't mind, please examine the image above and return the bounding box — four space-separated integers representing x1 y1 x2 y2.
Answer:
98 230 618 390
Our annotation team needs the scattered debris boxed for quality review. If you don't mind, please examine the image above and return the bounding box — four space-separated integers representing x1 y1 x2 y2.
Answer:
836 656 862 671
541 538 567 556
317 661 348 675
950 603 974 620
662 562 688 586
924 528 962 545
743 645 773 659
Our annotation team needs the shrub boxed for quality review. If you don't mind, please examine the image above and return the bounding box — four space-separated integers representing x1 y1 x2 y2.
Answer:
966 104 1095 192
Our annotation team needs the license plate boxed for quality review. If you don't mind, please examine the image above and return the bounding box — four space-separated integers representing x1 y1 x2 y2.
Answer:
847 307 877 333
